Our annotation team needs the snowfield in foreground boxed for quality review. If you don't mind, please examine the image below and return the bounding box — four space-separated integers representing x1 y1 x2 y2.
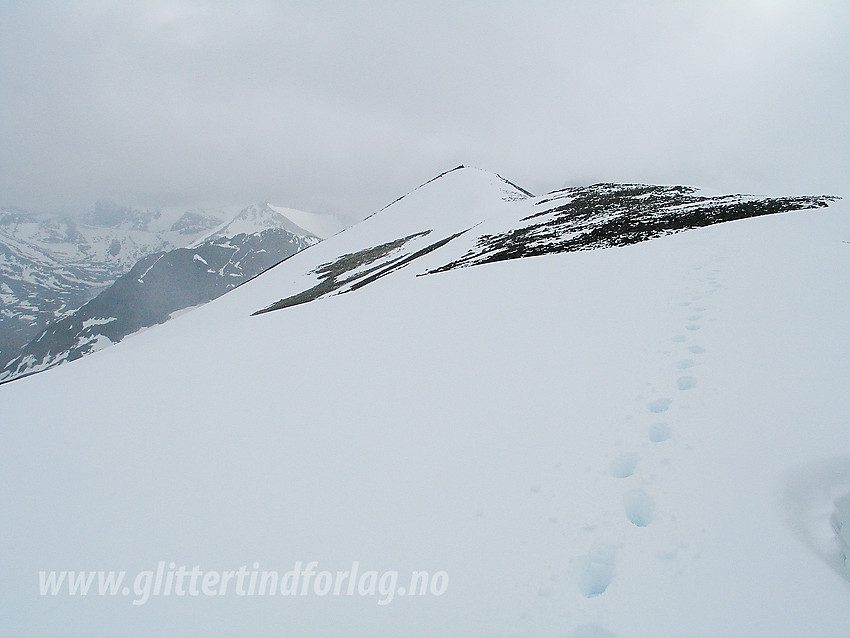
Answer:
1 169 849 637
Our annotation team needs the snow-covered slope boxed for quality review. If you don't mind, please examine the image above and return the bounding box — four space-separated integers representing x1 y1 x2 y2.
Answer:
267 204 347 239
0 203 231 272
197 202 344 244
0 204 228 355
1 168 848 637
0 228 319 382
0 202 344 365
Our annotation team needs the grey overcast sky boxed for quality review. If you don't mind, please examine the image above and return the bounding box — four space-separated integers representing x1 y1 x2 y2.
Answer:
1 1 848 220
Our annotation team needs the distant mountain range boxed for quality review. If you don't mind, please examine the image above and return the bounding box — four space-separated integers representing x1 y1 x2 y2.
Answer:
0 201 344 381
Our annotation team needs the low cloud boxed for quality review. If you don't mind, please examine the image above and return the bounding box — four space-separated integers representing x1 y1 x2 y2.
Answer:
1 1 848 218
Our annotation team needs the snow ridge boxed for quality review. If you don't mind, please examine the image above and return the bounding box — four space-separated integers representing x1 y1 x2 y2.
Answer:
2 168 848 637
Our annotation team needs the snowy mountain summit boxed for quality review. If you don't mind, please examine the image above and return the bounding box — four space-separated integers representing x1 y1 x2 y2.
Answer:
0 202 330 381
2 167 849 637
198 202 344 244
185 166 831 319
0 203 227 355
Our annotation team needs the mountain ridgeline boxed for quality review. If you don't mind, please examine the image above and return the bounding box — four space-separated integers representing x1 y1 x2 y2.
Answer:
0 229 318 381
250 170 835 315
0 202 339 382
0 204 228 355
0 168 836 383
3 167 849 636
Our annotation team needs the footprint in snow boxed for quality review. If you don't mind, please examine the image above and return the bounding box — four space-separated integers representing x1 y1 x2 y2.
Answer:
677 376 697 391
687 314 702 321
623 489 655 527
647 398 671 413
649 423 672 442
685 324 701 331
610 453 640 478
576 548 616 598
677 359 695 369
689 345 706 354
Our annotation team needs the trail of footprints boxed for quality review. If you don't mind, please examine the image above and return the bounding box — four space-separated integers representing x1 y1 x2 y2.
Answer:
572 267 720 606
519 268 723 634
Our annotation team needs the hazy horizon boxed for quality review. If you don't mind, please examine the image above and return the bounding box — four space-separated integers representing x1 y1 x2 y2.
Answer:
2 1 848 219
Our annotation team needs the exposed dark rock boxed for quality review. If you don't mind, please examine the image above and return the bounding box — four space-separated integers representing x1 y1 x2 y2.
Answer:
429 184 836 273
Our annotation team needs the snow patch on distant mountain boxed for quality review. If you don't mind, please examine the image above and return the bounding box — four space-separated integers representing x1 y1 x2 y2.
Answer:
267 204 346 239
0 204 229 355
198 203 344 245
0 201 344 362
0 226 319 382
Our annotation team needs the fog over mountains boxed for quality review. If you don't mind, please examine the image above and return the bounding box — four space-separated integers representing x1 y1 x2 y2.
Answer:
0 201 343 382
